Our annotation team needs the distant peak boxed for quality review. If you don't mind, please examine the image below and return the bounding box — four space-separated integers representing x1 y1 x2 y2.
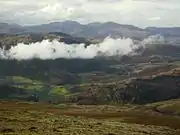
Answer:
0 22 9 26
49 20 81 26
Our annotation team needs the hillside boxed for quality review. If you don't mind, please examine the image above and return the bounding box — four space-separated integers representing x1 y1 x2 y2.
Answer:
1 101 180 135
1 31 180 105
0 32 93 50
1 55 180 105
0 23 26 34
146 27 180 37
0 21 150 40
25 21 150 40
1 21 180 42
1 27 180 135
1 21 180 43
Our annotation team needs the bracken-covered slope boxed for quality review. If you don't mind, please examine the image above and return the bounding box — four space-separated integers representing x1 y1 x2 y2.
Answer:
1 101 180 135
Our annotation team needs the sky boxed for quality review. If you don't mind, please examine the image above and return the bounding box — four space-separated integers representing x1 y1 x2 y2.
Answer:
0 0 180 28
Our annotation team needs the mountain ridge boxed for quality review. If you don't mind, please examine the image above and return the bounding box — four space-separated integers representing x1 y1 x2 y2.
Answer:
1 21 180 40
0 21 151 40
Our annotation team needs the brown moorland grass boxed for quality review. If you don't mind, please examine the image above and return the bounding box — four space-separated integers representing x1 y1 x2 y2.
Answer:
0 101 180 135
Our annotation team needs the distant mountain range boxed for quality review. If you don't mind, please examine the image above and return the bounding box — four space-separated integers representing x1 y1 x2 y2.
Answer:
0 21 180 40
146 27 180 37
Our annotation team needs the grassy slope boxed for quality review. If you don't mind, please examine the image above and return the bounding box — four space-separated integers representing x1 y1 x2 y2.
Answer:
0 101 180 135
144 99 180 116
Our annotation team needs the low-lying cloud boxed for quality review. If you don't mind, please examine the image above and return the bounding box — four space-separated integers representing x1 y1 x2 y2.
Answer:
0 35 165 60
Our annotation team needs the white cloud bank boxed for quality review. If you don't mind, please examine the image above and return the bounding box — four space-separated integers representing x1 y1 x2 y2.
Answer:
0 35 165 60
0 0 180 27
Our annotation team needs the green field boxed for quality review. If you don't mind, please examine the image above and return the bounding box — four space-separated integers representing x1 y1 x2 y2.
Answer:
7 76 72 97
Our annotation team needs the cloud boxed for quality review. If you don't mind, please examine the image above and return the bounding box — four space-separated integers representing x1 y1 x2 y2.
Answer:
0 37 133 60
0 35 166 60
0 0 179 27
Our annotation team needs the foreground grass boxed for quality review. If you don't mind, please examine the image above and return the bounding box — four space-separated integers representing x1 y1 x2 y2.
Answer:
0 101 180 135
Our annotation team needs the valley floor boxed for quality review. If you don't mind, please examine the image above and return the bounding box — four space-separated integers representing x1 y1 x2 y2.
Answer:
1 101 180 135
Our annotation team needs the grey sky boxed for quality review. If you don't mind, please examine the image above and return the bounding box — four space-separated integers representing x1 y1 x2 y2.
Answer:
0 0 180 27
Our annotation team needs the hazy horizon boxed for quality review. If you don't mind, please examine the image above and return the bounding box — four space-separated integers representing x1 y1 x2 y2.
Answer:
0 0 180 28
1 20 180 29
